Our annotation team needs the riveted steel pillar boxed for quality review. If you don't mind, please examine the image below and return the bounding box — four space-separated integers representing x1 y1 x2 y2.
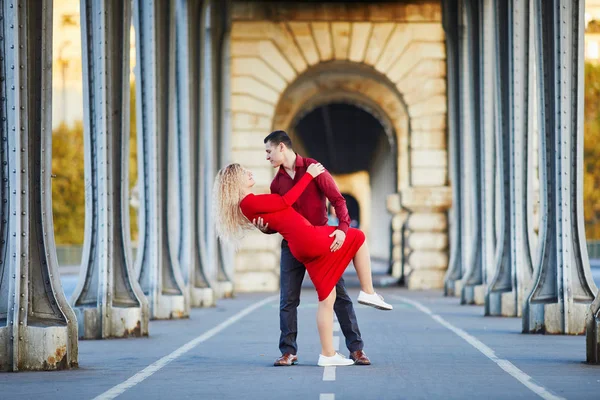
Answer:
0 0 78 371
526 0 540 264
473 0 497 306
194 0 224 303
174 0 215 307
133 0 188 319
485 0 533 317
524 0 598 334
458 0 483 305
442 0 463 297
70 0 149 339
213 0 234 299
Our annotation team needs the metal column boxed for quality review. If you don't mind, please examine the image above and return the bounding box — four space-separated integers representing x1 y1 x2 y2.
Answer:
174 0 215 307
133 0 188 319
70 0 149 339
486 0 533 317
442 0 463 297
195 0 219 300
473 0 497 305
0 0 78 371
213 0 234 299
458 0 483 305
524 0 598 334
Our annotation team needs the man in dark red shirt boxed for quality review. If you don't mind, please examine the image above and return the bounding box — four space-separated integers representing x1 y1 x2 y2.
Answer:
254 130 370 366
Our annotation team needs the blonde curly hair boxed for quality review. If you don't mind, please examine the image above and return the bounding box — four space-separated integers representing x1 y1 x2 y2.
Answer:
212 163 253 244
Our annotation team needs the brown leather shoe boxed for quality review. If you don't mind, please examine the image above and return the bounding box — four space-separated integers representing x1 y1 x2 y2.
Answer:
274 353 298 366
350 350 371 365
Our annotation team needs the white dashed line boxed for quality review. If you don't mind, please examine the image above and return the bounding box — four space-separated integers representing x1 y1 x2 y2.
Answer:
322 366 336 381
391 295 566 400
322 333 341 382
320 394 335 400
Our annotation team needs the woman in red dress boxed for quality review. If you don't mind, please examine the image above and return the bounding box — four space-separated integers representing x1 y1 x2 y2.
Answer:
213 162 392 367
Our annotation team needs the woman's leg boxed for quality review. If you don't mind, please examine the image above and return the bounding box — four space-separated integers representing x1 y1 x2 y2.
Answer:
352 242 375 294
317 287 337 356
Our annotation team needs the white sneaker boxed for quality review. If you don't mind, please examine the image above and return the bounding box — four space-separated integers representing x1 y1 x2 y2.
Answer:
357 291 393 310
317 352 355 367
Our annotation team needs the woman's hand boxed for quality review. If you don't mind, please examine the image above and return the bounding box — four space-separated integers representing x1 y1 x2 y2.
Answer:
307 162 325 178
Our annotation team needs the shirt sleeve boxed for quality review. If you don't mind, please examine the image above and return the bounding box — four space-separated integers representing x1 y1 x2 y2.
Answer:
314 171 350 234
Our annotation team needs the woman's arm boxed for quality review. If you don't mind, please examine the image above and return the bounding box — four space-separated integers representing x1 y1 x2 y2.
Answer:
282 173 314 206
241 194 288 216
241 174 314 217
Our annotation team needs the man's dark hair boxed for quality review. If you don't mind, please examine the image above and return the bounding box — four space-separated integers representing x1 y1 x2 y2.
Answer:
264 130 293 150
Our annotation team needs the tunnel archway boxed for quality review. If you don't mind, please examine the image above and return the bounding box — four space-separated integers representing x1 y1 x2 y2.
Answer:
289 96 397 260
271 62 405 261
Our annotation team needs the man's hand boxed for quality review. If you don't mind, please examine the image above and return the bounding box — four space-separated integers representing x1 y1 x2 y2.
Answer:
252 217 269 233
329 229 346 252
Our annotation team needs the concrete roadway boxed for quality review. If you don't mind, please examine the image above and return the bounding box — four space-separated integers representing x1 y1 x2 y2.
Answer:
1 275 600 400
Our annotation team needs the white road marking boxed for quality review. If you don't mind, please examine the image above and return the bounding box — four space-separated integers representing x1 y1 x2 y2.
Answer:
391 295 566 400
322 366 336 381
92 295 278 400
321 335 341 382
320 394 335 400
333 321 340 332
333 335 340 351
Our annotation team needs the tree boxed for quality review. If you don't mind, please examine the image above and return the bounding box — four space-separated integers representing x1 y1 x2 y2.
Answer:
584 62 600 240
51 121 85 244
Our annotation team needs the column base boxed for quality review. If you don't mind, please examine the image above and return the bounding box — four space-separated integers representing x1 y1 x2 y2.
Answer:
444 278 459 296
523 302 588 335
0 326 78 371
460 283 476 305
587 318 600 363
485 290 518 317
152 294 188 320
215 281 234 299
473 284 487 306
74 306 148 339
190 287 216 308
453 280 464 299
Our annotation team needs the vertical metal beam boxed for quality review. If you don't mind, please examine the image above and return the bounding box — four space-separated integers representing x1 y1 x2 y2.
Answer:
195 0 218 300
174 0 215 307
214 0 234 298
133 0 188 319
524 0 598 334
485 0 532 317
473 0 497 305
459 0 483 305
70 0 149 339
526 0 540 267
0 0 78 371
442 0 463 297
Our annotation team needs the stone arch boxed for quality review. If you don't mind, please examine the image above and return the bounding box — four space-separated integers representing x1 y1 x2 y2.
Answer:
271 61 408 192
229 5 452 291
230 18 449 191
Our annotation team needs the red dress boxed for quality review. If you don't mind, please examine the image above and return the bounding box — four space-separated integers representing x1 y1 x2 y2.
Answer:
240 173 365 301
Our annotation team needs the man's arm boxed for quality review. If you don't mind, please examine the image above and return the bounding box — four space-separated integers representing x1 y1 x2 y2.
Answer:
315 171 350 234
314 169 350 252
